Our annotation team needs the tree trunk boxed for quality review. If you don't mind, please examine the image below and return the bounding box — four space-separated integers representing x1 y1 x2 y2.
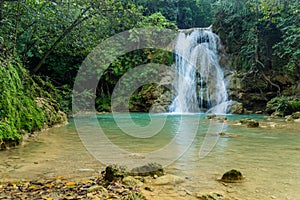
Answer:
0 0 3 22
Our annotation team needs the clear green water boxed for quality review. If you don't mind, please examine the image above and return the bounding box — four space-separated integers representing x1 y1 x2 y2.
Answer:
1 113 300 199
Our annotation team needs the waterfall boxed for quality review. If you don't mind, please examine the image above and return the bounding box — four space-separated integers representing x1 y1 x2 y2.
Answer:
169 28 229 114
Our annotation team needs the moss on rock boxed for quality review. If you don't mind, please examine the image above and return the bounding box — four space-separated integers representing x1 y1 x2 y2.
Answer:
221 169 243 183
0 45 67 149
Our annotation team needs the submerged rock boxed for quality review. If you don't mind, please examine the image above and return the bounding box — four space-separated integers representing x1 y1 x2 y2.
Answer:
239 118 252 124
131 162 164 177
246 120 259 128
215 116 227 122
240 118 259 128
197 192 224 200
220 169 243 183
153 174 185 185
205 114 216 119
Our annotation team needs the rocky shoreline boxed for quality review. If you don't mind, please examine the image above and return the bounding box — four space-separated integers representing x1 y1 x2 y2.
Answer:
0 163 233 200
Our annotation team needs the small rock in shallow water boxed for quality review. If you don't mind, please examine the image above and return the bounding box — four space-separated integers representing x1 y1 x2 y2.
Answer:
239 118 251 124
131 162 164 177
240 118 259 128
78 168 94 172
221 169 243 183
153 174 185 185
205 114 216 119
196 192 224 200
247 120 259 128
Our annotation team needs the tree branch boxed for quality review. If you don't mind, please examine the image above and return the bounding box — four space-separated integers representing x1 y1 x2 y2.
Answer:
32 5 93 73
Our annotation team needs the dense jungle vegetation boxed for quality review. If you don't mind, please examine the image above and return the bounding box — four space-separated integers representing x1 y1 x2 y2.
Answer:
0 0 299 146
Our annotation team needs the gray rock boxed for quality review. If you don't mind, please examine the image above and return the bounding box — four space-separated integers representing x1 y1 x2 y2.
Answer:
153 174 185 185
220 169 243 183
196 192 224 200
131 162 164 177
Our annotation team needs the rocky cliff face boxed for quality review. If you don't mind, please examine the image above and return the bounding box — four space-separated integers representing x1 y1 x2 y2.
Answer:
226 70 300 113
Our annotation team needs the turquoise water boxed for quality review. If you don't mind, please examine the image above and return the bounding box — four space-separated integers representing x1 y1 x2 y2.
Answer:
1 113 300 199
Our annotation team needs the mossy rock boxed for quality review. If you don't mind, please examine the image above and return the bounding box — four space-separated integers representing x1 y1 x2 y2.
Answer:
246 120 259 128
131 162 164 177
291 112 300 119
240 118 259 128
103 164 128 182
205 114 216 119
122 191 146 200
221 169 243 183
122 176 143 187
197 192 224 200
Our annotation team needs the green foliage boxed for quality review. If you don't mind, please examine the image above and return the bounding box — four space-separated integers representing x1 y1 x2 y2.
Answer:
133 0 215 28
0 0 145 84
96 97 111 112
0 55 43 143
212 0 298 75
290 100 300 112
266 96 289 114
0 46 63 146
272 1 300 73
94 13 176 112
266 96 300 115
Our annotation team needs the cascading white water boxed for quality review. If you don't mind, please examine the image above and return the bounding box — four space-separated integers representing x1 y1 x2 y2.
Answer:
169 28 229 114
